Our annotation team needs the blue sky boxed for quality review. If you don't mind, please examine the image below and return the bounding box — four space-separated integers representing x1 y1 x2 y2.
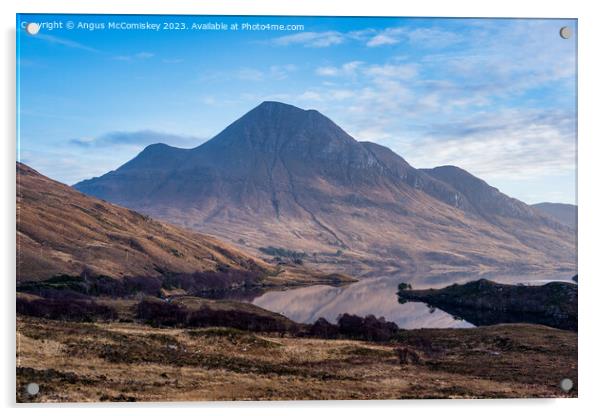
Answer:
17 15 577 204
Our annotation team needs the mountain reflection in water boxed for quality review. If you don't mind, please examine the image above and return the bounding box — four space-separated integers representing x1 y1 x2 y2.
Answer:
245 270 575 329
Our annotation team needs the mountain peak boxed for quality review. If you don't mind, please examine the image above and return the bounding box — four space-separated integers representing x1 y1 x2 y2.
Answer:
256 100 303 111
201 101 358 155
140 142 175 154
245 101 326 123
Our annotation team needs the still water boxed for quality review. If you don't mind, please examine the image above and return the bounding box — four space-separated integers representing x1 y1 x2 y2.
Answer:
247 270 575 329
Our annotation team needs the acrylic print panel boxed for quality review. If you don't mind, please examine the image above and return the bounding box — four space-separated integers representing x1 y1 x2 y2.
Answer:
16 14 577 402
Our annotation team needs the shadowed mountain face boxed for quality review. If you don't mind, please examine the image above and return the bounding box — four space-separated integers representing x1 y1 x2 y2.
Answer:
17 162 270 282
532 202 577 229
75 102 576 273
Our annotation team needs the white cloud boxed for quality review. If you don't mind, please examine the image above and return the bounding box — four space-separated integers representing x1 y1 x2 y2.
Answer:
393 110 576 180
365 27 462 48
235 64 297 81
135 52 154 59
315 61 363 77
364 63 419 80
272 31 344 48
316 66 338 76
69 130 202 149
367 34 399 47
269 64 297 80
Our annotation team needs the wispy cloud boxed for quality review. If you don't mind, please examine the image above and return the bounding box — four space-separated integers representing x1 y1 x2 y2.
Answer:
364 63 419 80
70 130 202 149
273 26 463 49
34 33 99 52
236 67 265 81
316 61 363 77
395 110 576 180
272 31 344 47
113 51 155 61
201 64 298 83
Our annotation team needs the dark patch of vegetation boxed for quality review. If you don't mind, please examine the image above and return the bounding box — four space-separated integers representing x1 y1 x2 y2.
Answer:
135 299 189 327
100 394 137 402
170 248 184 257
396 347 423 365
186 327 281 349
135 298 294 333
308 317 339 338
134 299 400 341
259 246 307 263
18 268 264 299
17 274 162 298
307 314 399 342
397 279 578 331
337 313 399 342
188 307 292 332
16 297 117 322
161 269 264 295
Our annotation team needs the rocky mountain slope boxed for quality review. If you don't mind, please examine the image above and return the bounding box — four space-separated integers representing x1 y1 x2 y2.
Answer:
532 202 577 229
74 101 576 273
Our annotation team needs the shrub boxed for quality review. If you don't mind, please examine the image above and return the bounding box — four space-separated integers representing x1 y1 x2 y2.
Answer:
396 347 423 365
16 297 117 322
134 299 292 332
259 246 307 262
187 308 290 332
337 313 399 342
308 317 339 338
135 299 188 327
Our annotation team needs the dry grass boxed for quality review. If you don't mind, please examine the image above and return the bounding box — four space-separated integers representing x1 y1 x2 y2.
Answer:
16 316 577 402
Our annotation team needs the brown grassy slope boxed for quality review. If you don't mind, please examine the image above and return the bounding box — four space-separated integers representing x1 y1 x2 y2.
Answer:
16 162 273 282
16 317 577 402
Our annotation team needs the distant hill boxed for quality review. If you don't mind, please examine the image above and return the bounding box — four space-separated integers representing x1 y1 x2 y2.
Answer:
16 162 271 282
531 202 577 229
74 101 576 273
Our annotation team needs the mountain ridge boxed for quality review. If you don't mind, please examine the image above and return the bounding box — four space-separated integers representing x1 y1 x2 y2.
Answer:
17 162 270 282
531 202 577 229
74 101 576 273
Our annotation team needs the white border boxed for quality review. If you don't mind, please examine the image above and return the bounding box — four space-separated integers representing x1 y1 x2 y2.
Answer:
2 0 601 414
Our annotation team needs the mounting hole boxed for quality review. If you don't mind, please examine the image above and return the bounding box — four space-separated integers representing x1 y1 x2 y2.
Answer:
559 378 573 392
25 22 40 36
559 26 572 39
26 382 39 395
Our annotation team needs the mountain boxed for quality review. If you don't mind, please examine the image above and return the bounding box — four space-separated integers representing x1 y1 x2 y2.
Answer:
75 101 576 273
16 162 270 282
531 202 577 229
